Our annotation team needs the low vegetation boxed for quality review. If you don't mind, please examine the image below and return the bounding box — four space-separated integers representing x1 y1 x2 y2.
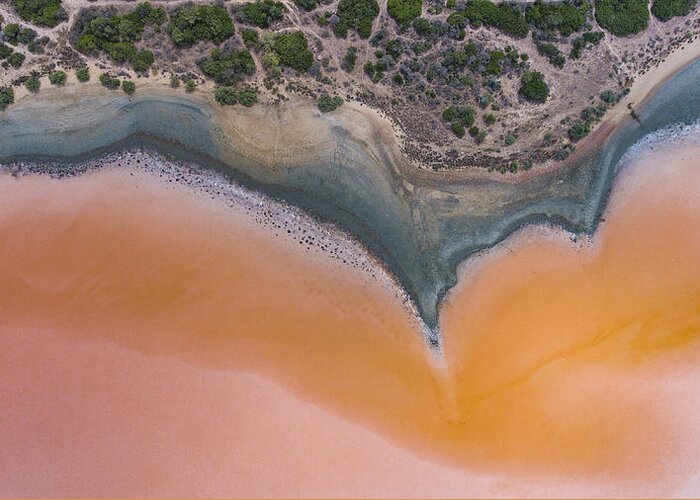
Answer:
536 42 565 69
595 0 649 37
167 4 234 47
570 31 604 59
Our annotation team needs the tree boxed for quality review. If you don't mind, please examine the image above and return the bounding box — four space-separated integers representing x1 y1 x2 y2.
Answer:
214 86 239 105
293 0 317 11
334 0 380 38
12 0 66 27
526 0 590 37
519 71 548 103
651 0 697 20
167 4 235 47
238 0 286 28
198 48 256 85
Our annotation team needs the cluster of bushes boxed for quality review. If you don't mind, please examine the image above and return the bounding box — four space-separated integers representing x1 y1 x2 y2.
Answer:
651 0 697 21
569 30 604 58
237 0 285 28
198 47 256 85
387 0 422 28
99 73 120 89
3 21 50 54
12 0 66 27
594 0 649 37
272 30 313 72
519 70 548 102
0 87 14 111
363 59 386 81
568 103 607 141
525 0 590 37
293 0 318 11
73 3 164 72
468 125 487 143
536 41 565 68
341 46 357 72
442 105 475 137
1 43 26 68
317 93 344 112
333 0 380 38
214 86 258 106
449 0 529 39
167 4 234 47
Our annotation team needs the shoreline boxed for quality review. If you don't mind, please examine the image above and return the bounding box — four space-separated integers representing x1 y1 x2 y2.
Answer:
2 52 700 339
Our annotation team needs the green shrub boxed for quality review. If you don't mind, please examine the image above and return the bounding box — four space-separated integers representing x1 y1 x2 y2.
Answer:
570 31 604 58
185 79 196 92
170 75 180 88
0 43 12 59
568 120 590 141
25 74 41 92
460 0 529 38
595 0 649 36
293 0 318 10
484 113 496 125
12 0 66 27
334 0 380 38
48 70 67 85
99 73 120 89
504 134 517 145
167 4 234 47
214 86 258 106
393 72 404 84
0 86 15 111
387 0 422 28
413 17 431 36
75 67 90 82
8 51 25 68
483 49 504 75
526 0 590 36
73 3 165 72
342 46 357 72
241 28 261 49
468 125 480 137
317 92 344 112
651 0 697 20
519 70 548 103
273 30 313 72
121 79 135 95
600 89 617 103
451 122 465 137
536 42 565 69
442 105 475 127
238 0 285 27
198 47 256 85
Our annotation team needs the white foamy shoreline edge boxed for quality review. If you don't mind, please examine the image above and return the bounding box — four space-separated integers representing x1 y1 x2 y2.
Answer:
0 149 440 352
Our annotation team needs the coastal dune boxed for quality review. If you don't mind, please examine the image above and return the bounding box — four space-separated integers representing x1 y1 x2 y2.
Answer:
2 130 700 496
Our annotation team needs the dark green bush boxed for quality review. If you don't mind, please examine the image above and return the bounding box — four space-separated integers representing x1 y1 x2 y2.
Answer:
600 89 617 103
342 46 357 72
412 17 431 36
25 74 41 92
536 42 565 68
293 0 318 11
387 0 422 28
460 0 529 38
198 47 256 85
318 92 344 112
48 70 67 85
385 38 403 60
238 0 285 27
8 51 25 68
185 79 196 92
0 86 14 111
483 49 504 75
122 79 135 94
484 113 496 125
526 0 590 36
0 43 12 59
12 0 66 27
651 0 697 20
167 4 234 47
442 105 475 127
451 122 465 137
334 0 380 38
238 88 258 106
214 86 239 105
568 120 590 141
76 68 90 82
241 28 261 49
99 73 120 89
570 30 604 58
595 0 649 36
273 30 313 72
519 70 548 102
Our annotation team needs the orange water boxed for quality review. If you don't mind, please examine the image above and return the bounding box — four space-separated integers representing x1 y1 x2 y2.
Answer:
1 141 700 496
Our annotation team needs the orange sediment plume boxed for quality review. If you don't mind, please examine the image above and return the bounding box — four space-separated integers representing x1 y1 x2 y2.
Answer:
1 137 700 496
